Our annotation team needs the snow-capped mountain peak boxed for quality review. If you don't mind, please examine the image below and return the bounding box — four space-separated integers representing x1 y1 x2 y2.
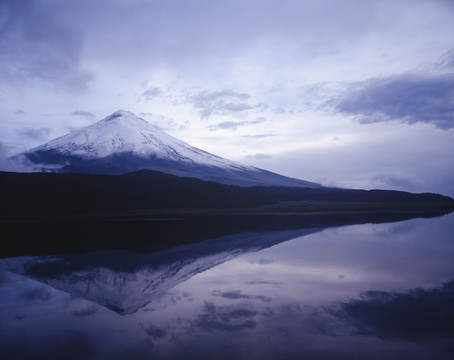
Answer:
8 110 321 187
32 110 246 168
105 109 140 121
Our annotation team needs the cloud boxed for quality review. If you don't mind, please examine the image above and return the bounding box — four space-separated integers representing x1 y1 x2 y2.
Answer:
15 109 25 115
71 110 95 119
334 73 454 129
245 153 272 160
0 141 24 157
437 49 454 68
143 113 189 131
371 170 423 191
190 90 255 119
241 134 277 139
141 86 162 99
0 141 31 171
16 127 51 141
207 117 266 131
249 258 275 265
272 107 293 115
0 0 91 90
257 258 274 265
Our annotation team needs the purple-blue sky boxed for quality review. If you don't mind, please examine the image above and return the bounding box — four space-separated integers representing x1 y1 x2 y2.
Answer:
1 0 453 196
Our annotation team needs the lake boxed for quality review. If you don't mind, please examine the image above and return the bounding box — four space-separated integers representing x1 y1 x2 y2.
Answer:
1 211 453 359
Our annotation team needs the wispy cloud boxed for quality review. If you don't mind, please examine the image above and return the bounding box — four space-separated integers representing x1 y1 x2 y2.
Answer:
191 90 255 119
141 86 162 99
208 117 266 131
241 133 277 139
437 49 454 68
16 127 51 141
71 110 95 119
0 141 25 157
371 168 423 191
245 153 272 160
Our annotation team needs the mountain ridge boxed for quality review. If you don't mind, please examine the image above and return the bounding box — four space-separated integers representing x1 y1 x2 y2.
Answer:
1 170 452 219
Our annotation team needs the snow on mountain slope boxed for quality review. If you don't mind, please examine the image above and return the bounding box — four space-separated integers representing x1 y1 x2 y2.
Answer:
32 110 250 170
8 110 321 187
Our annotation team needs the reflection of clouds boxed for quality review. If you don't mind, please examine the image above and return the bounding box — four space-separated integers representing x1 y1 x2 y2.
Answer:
370 220 414 239
249 258 274 265
71 304 98 317
192 301 273 332
211 290 272 303
15 286 52 301
2 333 97 360
168 291 194 305
339 280 454 340
245 280 283 286
144 324 167 340
1 219 453 360
273 303 352 338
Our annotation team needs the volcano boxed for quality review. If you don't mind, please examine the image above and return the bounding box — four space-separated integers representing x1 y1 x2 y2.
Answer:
9 110 320 187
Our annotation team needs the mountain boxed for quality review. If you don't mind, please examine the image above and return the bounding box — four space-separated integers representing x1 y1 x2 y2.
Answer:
8 110 320 187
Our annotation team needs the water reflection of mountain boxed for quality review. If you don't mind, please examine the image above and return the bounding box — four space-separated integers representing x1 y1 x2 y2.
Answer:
4 228 319 314
1 210 451 315
3 209 452 258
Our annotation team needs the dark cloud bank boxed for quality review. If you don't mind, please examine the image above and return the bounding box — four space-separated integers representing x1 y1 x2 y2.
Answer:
335 73 454 129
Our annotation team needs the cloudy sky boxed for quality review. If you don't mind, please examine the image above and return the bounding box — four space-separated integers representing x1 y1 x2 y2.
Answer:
1 0 453 196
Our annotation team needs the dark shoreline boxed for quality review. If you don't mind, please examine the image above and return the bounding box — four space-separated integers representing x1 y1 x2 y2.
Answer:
2 170 453 258
2 199 452 220
2 207 452 259
2 170 453 218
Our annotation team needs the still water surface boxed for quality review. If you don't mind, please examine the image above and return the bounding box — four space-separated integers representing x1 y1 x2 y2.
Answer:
1 213 453 359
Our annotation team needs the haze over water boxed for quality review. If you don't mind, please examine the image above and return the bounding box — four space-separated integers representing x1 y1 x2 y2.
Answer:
1 212 453 359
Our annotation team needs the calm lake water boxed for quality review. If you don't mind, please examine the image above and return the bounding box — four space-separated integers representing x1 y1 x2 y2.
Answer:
1 212 453 360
